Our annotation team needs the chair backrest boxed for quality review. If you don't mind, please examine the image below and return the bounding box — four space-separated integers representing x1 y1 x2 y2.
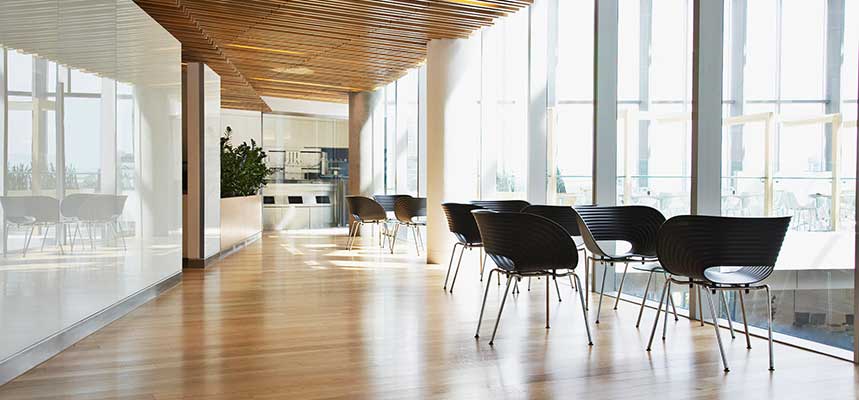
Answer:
573 205 665 257
441 203 483 244
521 205 594 236
469 200 531 213
471 210 578 272
2 196 60 223
346 196 387 222
394 196 426 223
373 194 412 212
61 193 92 219
0 196 33 220
656 215 790 283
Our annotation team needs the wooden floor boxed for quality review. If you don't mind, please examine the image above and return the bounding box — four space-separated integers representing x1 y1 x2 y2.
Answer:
1 230 857 399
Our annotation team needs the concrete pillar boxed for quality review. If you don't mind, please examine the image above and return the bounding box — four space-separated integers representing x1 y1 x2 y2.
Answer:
594 0 619 206
348 90 383 197
690 0 724 216
425 36 482 264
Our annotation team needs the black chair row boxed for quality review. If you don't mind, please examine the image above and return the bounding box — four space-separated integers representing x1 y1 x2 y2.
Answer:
345 195 426 253
442 200 789 372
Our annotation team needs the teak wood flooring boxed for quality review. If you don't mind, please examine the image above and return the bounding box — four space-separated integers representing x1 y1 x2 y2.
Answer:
1 230 857 399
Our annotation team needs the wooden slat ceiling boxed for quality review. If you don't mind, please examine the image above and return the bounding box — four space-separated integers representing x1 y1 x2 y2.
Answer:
134 0 531 111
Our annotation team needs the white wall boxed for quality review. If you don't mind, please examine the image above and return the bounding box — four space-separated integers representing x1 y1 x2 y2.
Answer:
222 109 262 147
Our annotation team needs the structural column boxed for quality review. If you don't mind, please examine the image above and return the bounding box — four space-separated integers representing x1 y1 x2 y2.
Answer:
526 0 550 205
425 36 482 264
593 0 619 207
690 0 724 216
348 89 383 198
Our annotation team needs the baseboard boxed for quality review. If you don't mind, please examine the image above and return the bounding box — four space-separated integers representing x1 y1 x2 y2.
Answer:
183 231 261 269
0 272 182 386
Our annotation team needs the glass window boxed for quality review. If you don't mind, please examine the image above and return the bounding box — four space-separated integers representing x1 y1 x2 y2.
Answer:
612 0 693 314
481 8 529 198
550 0 594 206
720 0 855 355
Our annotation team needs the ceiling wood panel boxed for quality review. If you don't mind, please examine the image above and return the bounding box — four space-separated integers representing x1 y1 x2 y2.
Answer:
134 0 530 110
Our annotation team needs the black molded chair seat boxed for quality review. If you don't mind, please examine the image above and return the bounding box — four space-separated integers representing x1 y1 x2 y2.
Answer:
647 215 790 372
389 197 427 255
703 266 773 286
470 199 530 213
471 210 592 346
573 205 667 324
346 196 390 250
441 203 486 291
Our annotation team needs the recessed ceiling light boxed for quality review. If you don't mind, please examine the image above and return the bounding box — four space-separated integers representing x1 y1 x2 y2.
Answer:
272 66 314 75
225 44 303 55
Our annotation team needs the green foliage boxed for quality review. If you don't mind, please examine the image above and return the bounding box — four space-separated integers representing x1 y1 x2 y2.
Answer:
221 126 274 198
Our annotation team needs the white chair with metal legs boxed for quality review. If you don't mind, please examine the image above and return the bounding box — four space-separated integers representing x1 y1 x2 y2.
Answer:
646 215 790 372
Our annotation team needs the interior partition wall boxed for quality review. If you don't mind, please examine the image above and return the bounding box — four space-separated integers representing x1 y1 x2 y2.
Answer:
0 0 182 370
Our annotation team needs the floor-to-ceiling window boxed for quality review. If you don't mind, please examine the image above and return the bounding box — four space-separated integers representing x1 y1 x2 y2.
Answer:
480 8 529 200
548 0 594 206
608 0 694 313
717 0 857 355
374 66 425 197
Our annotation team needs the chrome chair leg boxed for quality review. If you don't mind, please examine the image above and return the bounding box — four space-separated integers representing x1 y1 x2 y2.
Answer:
705 288 731 372
635 271 655 328
667 280 679 321
443 243 460 289
489 274 514 346
574 274 593 345
646 280 669 351
479 251 487 282
738 290 752 349
553 274 562 302
765 285 775 371
40 224 50 251
415 225 424 252
449 243 466 293
527 277 531 291
697 285 705 326
719 290 736 339
545 275 551 328
347 221 359 250
595 262 610 324
412 225 421 255
613 262 629 310
662 281 672 340
513 279 519 294
22 225 35 257
475 269 496 338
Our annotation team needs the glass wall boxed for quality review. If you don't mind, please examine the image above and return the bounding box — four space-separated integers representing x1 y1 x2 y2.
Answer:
0 0 182 362
717 0 857 354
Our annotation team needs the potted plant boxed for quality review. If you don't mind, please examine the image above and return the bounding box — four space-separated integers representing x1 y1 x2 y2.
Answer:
219 126 273 252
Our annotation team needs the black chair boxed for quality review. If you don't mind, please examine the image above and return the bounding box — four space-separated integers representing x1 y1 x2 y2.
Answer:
522 205 591 292
373 194 412 213
647 215 790 372
574 205 674 325
345 196 389 250
470 200 530 213
472 210 592 346
390 196 426 254
374 194 413 245
441 203 485 292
